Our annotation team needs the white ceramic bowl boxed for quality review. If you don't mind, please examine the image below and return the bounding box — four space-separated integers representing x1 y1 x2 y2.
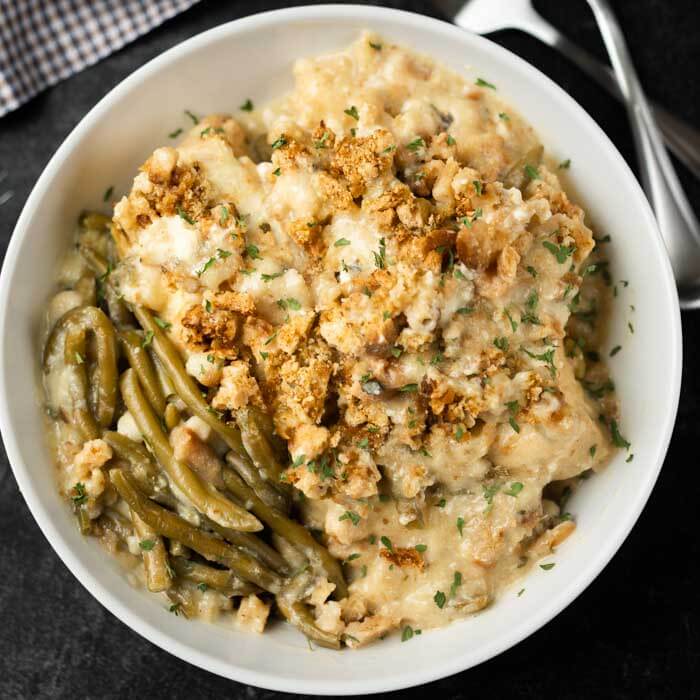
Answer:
0 5 682 694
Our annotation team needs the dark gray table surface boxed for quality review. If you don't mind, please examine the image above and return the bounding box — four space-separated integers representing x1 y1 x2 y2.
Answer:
1 1 698 698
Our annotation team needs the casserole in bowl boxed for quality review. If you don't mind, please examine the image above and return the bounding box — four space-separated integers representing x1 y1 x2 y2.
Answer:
0 5 681 694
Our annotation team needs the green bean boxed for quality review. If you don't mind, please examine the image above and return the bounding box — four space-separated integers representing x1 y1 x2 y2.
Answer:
110 469 282 593
204 516 291 576
44 305 118 430
252 409 289 463
78 244 134 330
164 403 180 431
75 504 93 535
222 465 347 599
271 532 307 571
132 511 172 592
227 449 290 515
120 368 262 532
170 557 260 597
236 408 282 498
166 587 196 618
97 510 133 541
103 430 167 496
276 596 341 649
79 211 111 231
132 306 248 456
63 327 100 440
119 330 167 416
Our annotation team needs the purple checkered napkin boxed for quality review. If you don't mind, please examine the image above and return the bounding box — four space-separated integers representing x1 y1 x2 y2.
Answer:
0 0 200 118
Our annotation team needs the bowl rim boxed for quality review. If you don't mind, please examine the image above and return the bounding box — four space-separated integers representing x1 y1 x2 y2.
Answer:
0 4 682 694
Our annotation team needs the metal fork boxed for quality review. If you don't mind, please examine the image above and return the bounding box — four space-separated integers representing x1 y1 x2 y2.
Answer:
0 171 12 208
453 0 700 180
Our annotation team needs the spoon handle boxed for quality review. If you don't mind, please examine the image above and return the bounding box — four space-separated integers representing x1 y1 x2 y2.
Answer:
587 0 700 308
517 11 700 181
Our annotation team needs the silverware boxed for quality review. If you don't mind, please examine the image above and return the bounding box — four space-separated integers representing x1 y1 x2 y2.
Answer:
585 0 700 307
453 0 700 181
0 171 12 208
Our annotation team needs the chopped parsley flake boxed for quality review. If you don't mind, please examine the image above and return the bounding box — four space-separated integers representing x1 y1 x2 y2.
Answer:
447 134 456 146
475 77 496 89
540 562 556 571
219 205 229 226
542 239 576 264
498 112 510 121
168 128 183 139
493 336 509 352
406 137 425 152
380 535 393 551
139 539 155 551
71 482 87 506
483 483 500 510
154 317 171 331
415 544 427 553
401 626 414 642
610 345 622 357
504 482 524 497
240 98 254 111
176 206 194 225
524 164 540 180
261 271 284 282
610 419 631 449
277 297 301 311
522 345 556 376
339 511 361 526
434 590 446 608
399 383 418 393
245 244 262 260
141 330 154 348
369 41 382 50
504 308 518 332
558 159 571 169
334 238 351 247
103 186 113 202
450 571 462 598
271 136 287 150
456 517 465 536
344 105 360 120
184 109 199 124
272 167 281 176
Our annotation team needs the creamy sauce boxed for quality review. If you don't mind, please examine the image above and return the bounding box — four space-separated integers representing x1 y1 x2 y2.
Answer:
45 33 620 645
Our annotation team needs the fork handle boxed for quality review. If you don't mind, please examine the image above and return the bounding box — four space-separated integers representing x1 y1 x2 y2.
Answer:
586 0 700 306
513 19 700 181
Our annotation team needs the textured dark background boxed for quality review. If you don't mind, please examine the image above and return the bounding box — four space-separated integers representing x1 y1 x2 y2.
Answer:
1 1 698 698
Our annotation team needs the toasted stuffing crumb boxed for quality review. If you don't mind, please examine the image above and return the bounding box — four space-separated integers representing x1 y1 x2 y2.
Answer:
212 361 263 411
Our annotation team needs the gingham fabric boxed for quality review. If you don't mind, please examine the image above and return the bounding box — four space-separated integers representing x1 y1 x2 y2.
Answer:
0 0 200 118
